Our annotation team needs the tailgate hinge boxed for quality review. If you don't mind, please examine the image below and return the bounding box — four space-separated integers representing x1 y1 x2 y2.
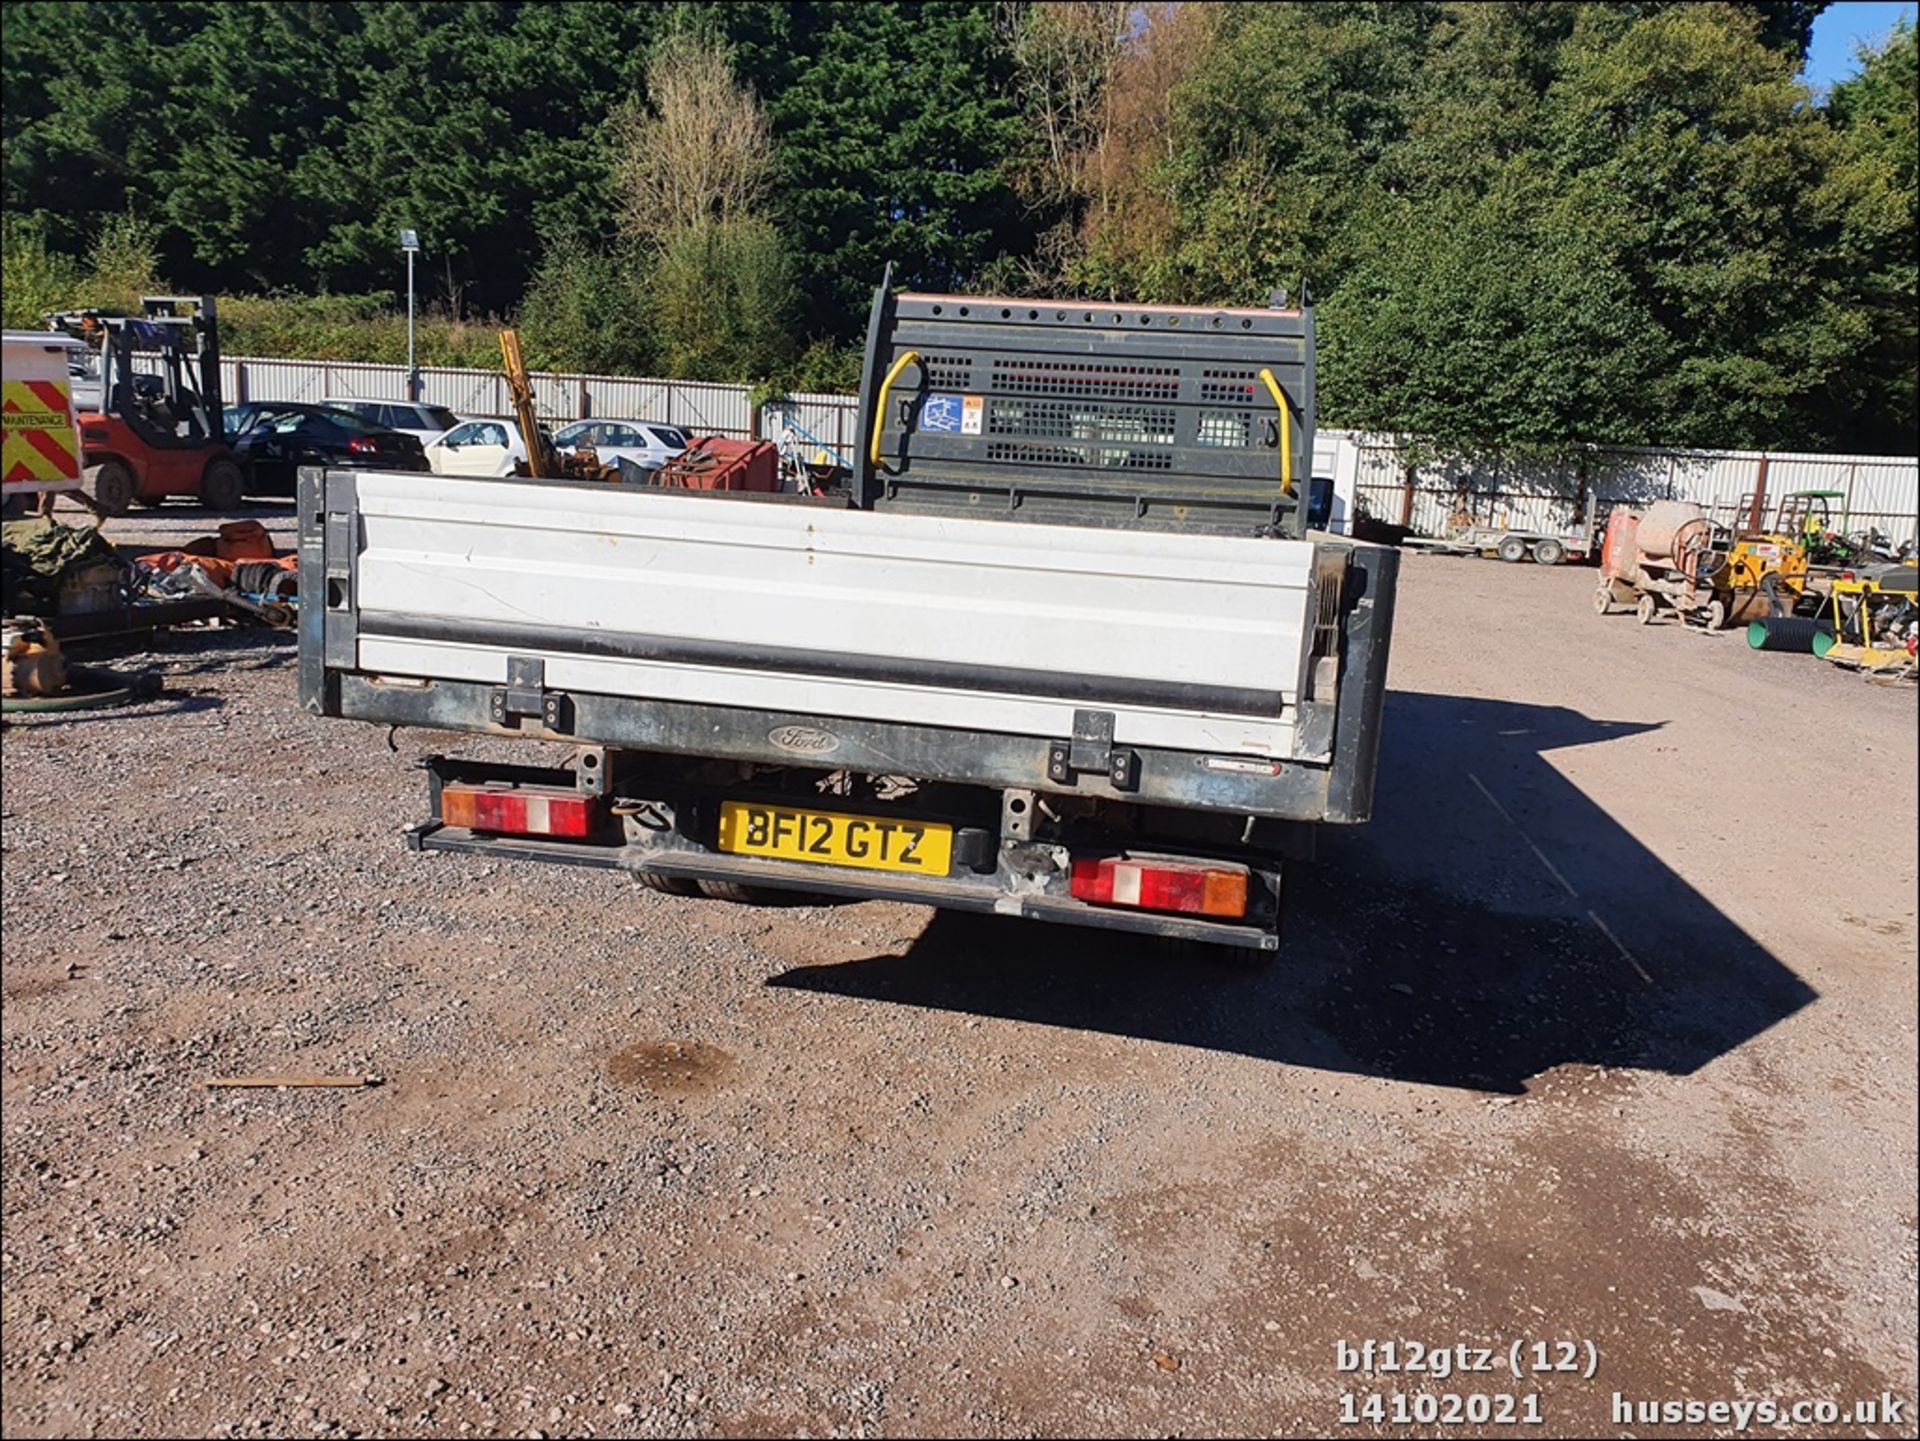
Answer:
1048 709 1139 791
490 655 572 734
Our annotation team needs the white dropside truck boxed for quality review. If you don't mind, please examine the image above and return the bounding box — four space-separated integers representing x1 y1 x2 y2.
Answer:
299 282 1399 952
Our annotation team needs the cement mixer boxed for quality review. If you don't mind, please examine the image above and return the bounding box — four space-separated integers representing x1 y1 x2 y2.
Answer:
1595 499 1811 630
1593 500 1720 624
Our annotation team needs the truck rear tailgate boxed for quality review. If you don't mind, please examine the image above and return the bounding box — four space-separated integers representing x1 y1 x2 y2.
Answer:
344 471 1322 758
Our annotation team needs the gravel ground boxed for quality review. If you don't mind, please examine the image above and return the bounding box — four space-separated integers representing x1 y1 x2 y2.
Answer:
3 509 1916 1439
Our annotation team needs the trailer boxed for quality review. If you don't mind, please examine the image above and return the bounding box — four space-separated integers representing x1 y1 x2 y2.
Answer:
1405 492 1600 566
298 280 1399 954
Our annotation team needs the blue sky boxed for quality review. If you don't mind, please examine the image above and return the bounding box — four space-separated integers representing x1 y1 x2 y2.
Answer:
1804 1 1916 92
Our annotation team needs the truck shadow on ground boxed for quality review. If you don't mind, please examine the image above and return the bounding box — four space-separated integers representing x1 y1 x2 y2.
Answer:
768 690 1819 1093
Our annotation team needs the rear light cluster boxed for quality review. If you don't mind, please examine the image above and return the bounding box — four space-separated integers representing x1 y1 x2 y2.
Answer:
440 782 601 838
1069 854 1250 919
347 436 379 455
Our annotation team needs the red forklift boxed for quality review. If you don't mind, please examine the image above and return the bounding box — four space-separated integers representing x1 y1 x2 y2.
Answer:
44 295 245 514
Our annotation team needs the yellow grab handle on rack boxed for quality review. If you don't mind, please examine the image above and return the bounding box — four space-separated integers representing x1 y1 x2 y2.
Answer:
869 349 922 468
1257 367 1294 498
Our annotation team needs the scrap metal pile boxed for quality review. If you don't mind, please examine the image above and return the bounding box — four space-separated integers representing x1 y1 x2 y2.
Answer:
0 515 300 710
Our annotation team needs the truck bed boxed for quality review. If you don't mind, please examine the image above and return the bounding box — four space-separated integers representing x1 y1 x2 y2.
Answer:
344 469 1318 755
300 468 1396 825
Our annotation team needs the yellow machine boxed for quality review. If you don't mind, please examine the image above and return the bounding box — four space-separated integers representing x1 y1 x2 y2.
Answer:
497 330 619 483
1710 532 1812 626
1815 561 1919 677
1685 489 1828 627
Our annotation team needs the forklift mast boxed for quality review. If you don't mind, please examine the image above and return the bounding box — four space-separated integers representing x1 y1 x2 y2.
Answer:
141 295 222 418
48 295 224 450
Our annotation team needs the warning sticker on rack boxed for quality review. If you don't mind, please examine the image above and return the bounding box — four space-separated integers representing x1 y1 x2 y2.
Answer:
920 393 963 432
921 393 985 436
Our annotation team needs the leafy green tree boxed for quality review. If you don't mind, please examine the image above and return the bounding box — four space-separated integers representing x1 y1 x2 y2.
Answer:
0 214 80 328
516 229 655 376
1323 176 1667 452
300 2 663 312
730 1 1033 337
1824 18 1919 451
649 220 797 381
608 29 797 381
1539 3 1907 449
1152 2 1438 304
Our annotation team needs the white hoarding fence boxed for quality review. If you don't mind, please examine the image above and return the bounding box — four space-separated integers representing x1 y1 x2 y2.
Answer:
1343 431 1918 547
223 357 756 439
215 353 1916 544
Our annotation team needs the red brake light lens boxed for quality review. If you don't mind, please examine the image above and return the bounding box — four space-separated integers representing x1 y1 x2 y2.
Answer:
1069 855 1250 918
440 783 600 838
347 436 378 455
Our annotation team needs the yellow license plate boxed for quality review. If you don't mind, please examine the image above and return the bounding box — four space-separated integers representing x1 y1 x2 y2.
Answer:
716 801 952 876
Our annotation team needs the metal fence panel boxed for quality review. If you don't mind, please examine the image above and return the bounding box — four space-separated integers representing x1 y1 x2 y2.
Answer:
1845 459 1920 538
762 391 861 468
212 353 1917 541
226 357 331 404
1341 432 1917 546
222 356 754 435
583 377 673 424
665 381 754 438
530 373 574 422
321 362 409 402
417 368 505 416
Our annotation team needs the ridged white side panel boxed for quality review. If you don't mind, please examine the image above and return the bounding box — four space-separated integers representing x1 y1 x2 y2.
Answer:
351 474 1318 755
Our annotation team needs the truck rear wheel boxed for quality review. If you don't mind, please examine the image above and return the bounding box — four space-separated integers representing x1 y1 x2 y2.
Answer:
86 460 136 515
638 871 700 897
199 457 245 511
1532 538 1565 566
1498 535 1529 563
699 878 782 904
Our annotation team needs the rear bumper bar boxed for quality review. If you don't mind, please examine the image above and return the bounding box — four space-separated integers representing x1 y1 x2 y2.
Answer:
407 821 1279 951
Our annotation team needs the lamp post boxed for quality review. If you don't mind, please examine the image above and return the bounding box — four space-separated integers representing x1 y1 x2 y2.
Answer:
400 228 420 401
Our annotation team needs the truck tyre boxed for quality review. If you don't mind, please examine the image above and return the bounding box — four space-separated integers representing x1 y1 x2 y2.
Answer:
1498 535 1529 563
1532 538 1565 566
199 457 246 511
86 460 136 515
638 871 700 897
699 879 782 904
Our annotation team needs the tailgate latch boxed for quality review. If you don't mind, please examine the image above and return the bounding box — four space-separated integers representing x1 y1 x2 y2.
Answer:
1048 709 1140 792
490 655 572 734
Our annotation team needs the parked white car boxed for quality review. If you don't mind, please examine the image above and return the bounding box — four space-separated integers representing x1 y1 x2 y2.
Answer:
552 419 689 473
425 417 691 478
424 418 535 476
321 398 463 447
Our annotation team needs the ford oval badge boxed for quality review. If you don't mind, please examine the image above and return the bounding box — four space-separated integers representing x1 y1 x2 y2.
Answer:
769 724 840 755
